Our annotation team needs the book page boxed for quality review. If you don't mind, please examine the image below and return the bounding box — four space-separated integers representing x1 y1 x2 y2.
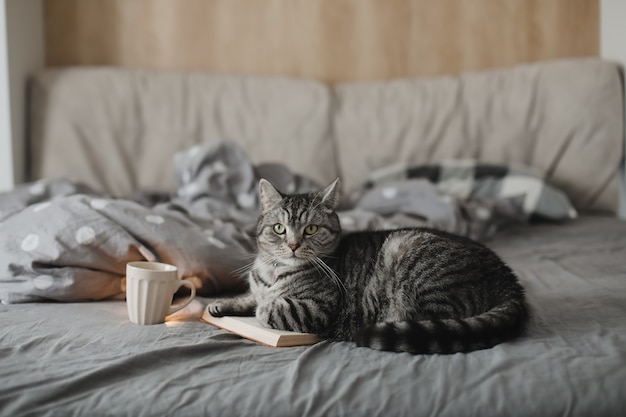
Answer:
201 310 319 347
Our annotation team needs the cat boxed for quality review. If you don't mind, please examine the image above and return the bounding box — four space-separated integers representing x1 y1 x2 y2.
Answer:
207 178 529 354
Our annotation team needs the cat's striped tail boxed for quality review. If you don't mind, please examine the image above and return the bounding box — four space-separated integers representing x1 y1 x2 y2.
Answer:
353 298 529 354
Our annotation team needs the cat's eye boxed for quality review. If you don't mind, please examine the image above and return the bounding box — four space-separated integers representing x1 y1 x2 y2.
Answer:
273 223 286 235
304 224 318 235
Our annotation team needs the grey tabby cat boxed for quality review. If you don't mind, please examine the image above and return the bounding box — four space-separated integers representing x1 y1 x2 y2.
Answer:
207 178 529 354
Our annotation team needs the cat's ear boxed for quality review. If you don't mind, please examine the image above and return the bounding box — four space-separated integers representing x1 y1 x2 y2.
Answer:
320 178 341 211
258 179 283 212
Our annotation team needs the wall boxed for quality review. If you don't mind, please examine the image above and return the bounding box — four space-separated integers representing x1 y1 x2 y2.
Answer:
600 0 626 216
44 0 598 83
0 0 45 192
0 2 12 191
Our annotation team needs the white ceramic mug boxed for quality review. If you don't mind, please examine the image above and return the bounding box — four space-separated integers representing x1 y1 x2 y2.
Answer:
126 261 196 325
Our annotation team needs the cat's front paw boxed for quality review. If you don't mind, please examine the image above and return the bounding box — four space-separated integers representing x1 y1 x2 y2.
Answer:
206 301 228 317
206 294 257 317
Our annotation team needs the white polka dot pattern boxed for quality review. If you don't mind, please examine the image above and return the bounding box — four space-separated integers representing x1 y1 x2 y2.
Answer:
145 215 165 224
381 187 398 199
207 236 226 249
90 199 110 210
21 234 40 252
33 275 54 290
237 193 255 209
28 183 46 196
75 226 96 245
475 207 491 220
32 202 51 212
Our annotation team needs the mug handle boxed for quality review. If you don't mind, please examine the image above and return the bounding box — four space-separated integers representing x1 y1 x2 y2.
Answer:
168 279 197 316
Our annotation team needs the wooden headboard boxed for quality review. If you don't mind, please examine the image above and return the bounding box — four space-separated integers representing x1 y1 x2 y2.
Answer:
43 0 599 83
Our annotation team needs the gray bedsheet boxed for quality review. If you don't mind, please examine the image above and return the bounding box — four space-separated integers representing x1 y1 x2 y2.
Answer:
1 215 625 417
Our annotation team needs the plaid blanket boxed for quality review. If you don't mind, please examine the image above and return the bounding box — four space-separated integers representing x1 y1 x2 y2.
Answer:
360 160 577 221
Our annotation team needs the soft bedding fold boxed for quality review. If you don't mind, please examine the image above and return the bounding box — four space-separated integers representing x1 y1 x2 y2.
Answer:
1 141 569 304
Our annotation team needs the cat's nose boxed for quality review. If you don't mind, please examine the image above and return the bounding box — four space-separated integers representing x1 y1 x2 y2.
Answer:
288 243 300 252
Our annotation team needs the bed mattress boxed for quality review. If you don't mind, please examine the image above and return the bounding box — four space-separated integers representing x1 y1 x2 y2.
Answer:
1 215 625 417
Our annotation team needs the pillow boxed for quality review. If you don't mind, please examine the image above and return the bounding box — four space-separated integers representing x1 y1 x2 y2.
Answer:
333 59 623 213
359 159 577 221
30 68 337 196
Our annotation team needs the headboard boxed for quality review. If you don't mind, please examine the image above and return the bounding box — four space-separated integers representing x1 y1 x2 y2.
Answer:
43 0 598 82
29 58 624 214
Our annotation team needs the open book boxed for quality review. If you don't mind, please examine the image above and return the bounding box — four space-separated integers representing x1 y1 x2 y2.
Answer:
201 308 319 347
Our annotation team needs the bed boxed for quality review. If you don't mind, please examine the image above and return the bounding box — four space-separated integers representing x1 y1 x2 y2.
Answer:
1 56 625 416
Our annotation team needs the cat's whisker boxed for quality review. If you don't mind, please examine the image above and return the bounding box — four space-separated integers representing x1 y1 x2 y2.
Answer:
310 259 337 292
231 262 256 278
312 256 347 295
256 255 275 267
232 252 279 277
231 252 261 269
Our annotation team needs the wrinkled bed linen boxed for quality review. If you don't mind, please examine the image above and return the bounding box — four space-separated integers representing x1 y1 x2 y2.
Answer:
1 215 625 417
1 141 530 303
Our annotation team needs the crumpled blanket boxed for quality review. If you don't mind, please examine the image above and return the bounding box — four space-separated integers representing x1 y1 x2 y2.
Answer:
0 141 528 304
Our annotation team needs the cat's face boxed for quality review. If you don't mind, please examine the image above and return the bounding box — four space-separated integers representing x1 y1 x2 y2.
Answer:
256 179 342 265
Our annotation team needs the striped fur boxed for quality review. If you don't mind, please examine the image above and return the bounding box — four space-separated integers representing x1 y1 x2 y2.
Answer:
207 178 529 354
